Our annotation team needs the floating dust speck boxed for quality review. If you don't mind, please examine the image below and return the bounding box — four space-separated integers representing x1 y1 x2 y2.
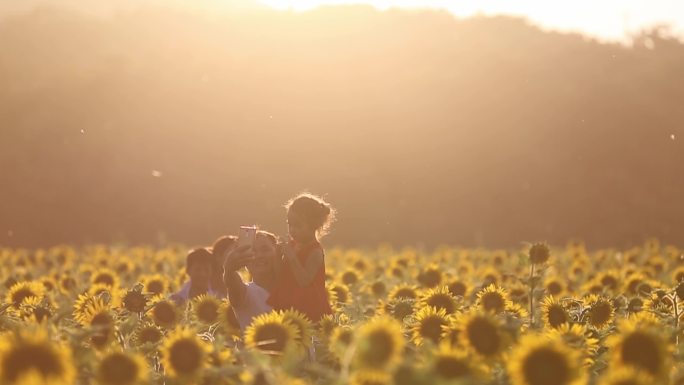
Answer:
152 170 163 178
80 129 85 134
671 134 676 140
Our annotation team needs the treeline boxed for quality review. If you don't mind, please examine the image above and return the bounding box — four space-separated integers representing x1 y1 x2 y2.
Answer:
1 5 683 248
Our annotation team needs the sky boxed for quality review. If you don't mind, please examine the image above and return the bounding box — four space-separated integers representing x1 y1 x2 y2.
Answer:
257 0 684 42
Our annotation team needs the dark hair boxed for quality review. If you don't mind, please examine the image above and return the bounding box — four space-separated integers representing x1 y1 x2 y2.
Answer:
186 248 213 270
210 235 237 259
285 192 336 238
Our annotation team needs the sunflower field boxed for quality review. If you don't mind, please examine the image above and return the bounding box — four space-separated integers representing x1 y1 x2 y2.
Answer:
1 239 684 385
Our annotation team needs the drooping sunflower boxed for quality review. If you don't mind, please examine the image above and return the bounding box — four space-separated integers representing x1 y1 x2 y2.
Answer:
541 297 570 329
244 311 299 355
122 285 148 314
151 298 179 329
95 350 148 385
280 309 314 348
353 316 405 370
584 295 614 330
389 284 419 301
545 323 599 367
191 295 221 325
0 328 75 385
528 243 551 265
132 323 164 347
418 286 459 315
6 281 45 310
458 310 508 359
606 314 670 380
507 334 583 385
476 284 511 314
161 327 210 380
411 306 450 346
91 268 119 288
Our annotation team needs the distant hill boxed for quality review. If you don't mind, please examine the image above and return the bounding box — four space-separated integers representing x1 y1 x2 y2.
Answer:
1 5 683 248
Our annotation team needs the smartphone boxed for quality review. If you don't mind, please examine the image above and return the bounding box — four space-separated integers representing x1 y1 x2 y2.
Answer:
238 225 258 248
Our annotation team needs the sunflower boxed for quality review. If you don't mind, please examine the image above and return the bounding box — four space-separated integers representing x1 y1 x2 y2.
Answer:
428 344 485 382
17 296 53 323
389 284 419 301
339 269 361 286
191 295 221 325
91 268 119 288
368 281 387 297
480 267 502 286
6 281 45 310
596 270 620 293
280 309 314 348
446 279 470 299
417 264 442 288
122 286 148 314
151 299 179 329
73 292 98 325
606 314 670 380
327 283 351 305
529 243 551 265
40 277 57 292
132 323 164 347
95 351 147 385
317 314 338 339
411 306 450 346
584 295 614 330
545 323 599 367
0 328 75 385
141 274 169 296
596 366 652 385
87 284 123 308
58 275 77 294
541 297 570 329
458 310 507 358
672 266 684 285
353 317 405 370
476 284 511 314
507 334 582 385
378 298 416 322
161 328 210 379
418 286 459 314
244 311 299 355
544 277 566 297
82 298 117 349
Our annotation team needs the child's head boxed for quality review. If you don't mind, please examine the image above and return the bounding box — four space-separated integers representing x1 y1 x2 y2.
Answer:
285 193 336 242
247 230 279 280
186 248 213 284
210 235 238 268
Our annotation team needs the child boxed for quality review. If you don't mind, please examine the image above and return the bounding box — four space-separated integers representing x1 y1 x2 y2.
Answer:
170 248 220 306
267 193 335 322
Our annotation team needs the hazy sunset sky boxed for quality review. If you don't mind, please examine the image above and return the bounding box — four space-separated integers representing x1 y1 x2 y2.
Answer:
258 0 684 41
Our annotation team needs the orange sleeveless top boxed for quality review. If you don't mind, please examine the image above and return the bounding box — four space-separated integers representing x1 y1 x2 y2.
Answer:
267 240 332 322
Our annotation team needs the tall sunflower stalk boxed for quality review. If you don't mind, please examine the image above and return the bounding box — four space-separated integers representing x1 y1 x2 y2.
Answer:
527 243 551 328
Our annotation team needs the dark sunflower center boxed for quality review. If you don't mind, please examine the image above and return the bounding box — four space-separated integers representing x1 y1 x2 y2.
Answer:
138 327 162 344
153 302 177 326
333 287 349 303
2 343 63 382
337 330 353 346
521 347 570 385
361 330 394 367
588 302 612 327
197 301 219 323
466 318 500 356
392 301 414 320
394 288 417 300
547 306 568 328
342 272 358 285
621 332 661 375
427 295 455 314
99 353 138 385
601 275 618 289
254 323 289 352
546 282 562 296
481 293 505 313
448 282 467 297
419 270 442 288
419 316 445 344
169 339 203 375
147 280 165 295
94 274 115 287
435 356 470 379
61 277 76 291
372 282 386 296
124 292 147 313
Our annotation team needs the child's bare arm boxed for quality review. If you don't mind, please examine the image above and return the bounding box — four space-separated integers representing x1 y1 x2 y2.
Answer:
284 246 324 287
